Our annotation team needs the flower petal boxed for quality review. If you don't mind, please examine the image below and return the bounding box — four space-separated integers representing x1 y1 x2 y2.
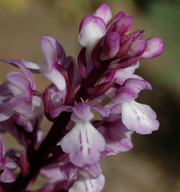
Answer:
61 122 105 167
113 87 138 103
40 36 67 91
78 16 106 51
13 115 33 132
2 59 40 74
99 117 133 156
100 32 120 60
80 163 102 179
108 11 125 32
50 104 69 118
6 72 31 95
71 103 94 123
42 69 66 91
114 60 142 85
123 78 152 92
140 37 164 59
40 164 65 183
9 94 33 115
40 36 66 70
0 135 5 160
0 167 15 183
91 105 110 117
93 3 112 25
111 16 133 35
112 78 152 103
128 39 147 58
122 101 159 134
59 159 78 180
2 59 37 89
69 174 105 192
0 103 14 122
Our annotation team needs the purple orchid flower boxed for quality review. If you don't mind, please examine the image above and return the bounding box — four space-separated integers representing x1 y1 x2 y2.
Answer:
98 114 133 157
0 2 164 192
61 103 106 167
59 158 102 181
40 157 103 192
109 78 159 134
122 100 159 134
0 62 43 132
3 36 77 92
60 158 104 192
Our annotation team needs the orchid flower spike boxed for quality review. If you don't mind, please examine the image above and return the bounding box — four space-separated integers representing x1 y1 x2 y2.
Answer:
0 2 164 192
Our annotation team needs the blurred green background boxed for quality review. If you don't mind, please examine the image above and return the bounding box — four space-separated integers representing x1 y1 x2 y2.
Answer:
0 0 179 191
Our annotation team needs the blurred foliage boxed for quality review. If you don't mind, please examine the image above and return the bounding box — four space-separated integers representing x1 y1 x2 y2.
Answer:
133 0 180 12
136 83 180 173
147 1 180 92
132 0 180 92
37 0 114 22
0 0 28 11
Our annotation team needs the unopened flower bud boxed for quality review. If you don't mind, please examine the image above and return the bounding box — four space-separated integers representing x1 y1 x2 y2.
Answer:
140 37 164 59
112 16 133 35
100 32 120 60
128 39 147 58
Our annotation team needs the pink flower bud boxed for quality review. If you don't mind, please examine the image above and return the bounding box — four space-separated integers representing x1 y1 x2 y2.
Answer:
140 37 164 59
128 39 147 57
112 16 133 35
100 32 120 60
93 3 112 25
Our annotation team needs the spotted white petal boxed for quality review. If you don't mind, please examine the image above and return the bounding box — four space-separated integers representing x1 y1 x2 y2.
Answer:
122 101 159 134
61 122 105 167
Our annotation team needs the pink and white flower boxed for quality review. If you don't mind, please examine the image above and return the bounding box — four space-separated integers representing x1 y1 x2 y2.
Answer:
0 61 43 132
109 78 159 134
0 2 164 192
61 103 106 167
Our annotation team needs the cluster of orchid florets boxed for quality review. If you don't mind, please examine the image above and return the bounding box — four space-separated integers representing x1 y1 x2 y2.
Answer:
0 3 164 192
